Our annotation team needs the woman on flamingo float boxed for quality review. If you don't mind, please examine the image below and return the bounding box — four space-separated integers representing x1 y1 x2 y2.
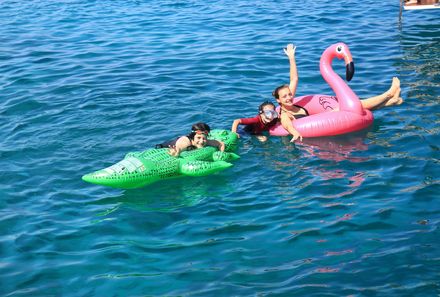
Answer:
274 43 403 142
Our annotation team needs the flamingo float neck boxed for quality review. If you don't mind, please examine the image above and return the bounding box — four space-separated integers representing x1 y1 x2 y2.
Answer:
319 43 364 115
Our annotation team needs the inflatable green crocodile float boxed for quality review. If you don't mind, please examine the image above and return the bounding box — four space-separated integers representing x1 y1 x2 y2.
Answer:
82 129 239 189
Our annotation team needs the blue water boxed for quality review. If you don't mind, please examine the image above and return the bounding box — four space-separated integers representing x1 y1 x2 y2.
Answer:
1 0 439 296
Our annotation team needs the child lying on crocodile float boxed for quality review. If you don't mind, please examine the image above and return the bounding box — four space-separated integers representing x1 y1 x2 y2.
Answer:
82 123 238 189
156 122 225 157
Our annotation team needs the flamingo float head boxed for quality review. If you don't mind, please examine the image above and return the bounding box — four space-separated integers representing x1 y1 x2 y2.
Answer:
319 42 365 115
329 42 355 81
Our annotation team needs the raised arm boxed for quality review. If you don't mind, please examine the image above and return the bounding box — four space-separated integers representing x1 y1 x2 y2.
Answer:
284 44 298 96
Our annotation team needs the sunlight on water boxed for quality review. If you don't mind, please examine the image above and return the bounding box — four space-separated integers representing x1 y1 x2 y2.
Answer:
0 0 439 296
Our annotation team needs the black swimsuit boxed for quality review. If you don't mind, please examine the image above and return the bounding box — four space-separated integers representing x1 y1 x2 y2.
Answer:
280 105 309 119
155 136 197 150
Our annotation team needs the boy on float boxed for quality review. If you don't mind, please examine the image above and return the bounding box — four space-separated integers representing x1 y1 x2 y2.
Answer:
156 122 225 157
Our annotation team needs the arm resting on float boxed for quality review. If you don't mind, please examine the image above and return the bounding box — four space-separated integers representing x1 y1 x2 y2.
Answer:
280 113 303 142
169 136 191 157
207 139 225 152
231 119 242 135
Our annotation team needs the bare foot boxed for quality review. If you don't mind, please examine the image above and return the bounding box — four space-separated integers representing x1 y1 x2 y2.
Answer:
392 77 400 91
385 96 403 106
385 77 401 99
385 86 403 106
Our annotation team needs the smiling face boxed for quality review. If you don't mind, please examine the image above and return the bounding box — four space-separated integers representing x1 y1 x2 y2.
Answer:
191 133 208 148
276 86 294 108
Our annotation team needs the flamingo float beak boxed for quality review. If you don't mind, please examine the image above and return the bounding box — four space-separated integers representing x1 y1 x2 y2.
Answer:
342 47 355 81
346 61 354 81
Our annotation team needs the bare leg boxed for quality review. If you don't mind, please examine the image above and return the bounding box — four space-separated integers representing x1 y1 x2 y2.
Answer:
360 77 403 110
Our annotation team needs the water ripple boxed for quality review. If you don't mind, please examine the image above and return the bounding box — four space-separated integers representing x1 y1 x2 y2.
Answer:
0 0 439 296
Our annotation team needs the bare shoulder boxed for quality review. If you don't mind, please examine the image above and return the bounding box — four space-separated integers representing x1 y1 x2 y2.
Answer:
280 111 293 121
175 136 191 147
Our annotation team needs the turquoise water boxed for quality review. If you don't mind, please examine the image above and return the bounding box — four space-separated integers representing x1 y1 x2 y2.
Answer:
1 0 439 296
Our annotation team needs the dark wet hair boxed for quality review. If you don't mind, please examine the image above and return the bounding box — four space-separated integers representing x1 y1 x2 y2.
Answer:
188 122 211 140
272 84 290 99
258 101 276 113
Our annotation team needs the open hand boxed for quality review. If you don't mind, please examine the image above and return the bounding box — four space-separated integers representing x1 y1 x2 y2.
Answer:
290 130 303 143
283 44 296 58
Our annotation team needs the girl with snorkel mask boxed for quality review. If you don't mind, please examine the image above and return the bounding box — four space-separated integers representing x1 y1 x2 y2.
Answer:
231 101 279 142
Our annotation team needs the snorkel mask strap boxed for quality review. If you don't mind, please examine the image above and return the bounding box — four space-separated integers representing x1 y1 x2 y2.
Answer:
192 129 209 135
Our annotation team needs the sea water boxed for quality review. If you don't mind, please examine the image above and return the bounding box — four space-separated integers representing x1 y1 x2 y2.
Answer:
0 0 439 296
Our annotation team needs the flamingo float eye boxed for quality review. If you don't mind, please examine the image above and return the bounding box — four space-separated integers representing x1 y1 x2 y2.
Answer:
336 45 343 53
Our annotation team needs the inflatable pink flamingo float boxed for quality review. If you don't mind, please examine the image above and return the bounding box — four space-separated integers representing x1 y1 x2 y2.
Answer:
269 42 374 138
